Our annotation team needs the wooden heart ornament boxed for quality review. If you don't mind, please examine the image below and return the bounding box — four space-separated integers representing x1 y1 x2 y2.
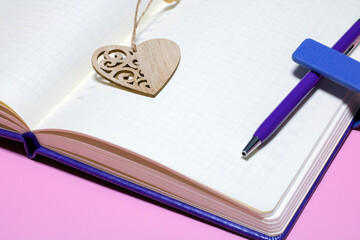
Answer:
92 39 180 97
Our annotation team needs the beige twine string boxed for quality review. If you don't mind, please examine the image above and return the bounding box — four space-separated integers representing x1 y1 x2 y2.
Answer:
131 0 179 52
131 0 154 52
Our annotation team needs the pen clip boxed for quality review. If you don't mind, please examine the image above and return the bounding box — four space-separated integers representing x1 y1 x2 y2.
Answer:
344 36 360 55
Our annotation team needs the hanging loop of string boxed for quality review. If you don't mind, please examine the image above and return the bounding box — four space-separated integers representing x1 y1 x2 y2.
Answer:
131 0 154 52
131 0 179 52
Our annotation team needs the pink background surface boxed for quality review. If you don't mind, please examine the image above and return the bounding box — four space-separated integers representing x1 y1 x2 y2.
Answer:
0 130 360 240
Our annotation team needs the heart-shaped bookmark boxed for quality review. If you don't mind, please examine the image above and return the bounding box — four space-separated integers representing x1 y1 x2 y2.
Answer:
92 0 180 97
92 39 180 97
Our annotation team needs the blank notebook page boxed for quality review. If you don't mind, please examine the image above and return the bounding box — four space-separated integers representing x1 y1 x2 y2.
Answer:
36 0 360 211
0 0 163 128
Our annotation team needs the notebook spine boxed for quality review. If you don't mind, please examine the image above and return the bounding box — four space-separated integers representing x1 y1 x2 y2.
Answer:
21 132 40 159
352 107 360 129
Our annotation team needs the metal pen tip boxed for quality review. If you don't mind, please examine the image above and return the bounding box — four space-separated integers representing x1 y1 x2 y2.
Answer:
242 136 261 157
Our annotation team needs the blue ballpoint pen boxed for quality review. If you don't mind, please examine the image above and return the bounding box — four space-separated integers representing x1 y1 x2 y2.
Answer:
242 19 360 157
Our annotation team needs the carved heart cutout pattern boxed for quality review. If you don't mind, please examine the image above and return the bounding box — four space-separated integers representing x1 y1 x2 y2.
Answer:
92 39 180 97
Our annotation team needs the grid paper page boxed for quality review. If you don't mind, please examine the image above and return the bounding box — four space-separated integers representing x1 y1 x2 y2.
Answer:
0 0 164 128
36 0 360 211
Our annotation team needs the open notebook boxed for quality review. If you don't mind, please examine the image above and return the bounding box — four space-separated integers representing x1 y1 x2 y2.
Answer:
1 0 360 239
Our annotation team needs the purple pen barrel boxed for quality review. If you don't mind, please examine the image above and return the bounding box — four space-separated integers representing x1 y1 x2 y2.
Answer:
243 19 360 157
254 71 321 142
255 19 360 142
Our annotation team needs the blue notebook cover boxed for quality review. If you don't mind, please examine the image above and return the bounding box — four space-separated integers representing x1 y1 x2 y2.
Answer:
0 116 358 240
